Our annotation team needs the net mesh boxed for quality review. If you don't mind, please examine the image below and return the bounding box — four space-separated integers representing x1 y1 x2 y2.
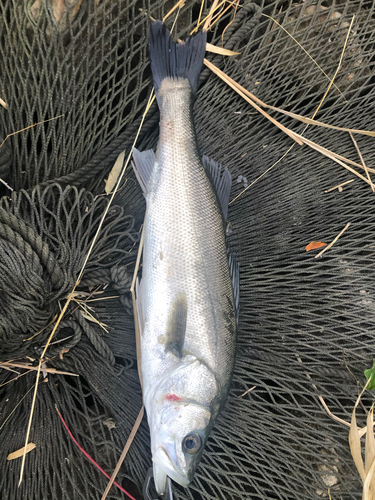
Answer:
1 0 375 499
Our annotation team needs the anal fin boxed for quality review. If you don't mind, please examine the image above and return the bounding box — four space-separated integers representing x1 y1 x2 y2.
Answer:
202 155 232 220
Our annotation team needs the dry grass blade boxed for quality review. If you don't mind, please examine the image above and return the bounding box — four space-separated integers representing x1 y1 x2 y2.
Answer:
313 15 355 117
197 0 205 27
230 145 294 204
162 0 185 22
204 58 303 145
349 377 372 483
79 307 109 333
366 406 375 474
315 222 350 258
223 12 360 204
18 90 155 486
350 403 366 482
202 0 220 31
206 64 374 138
261 13 344 97
296 355 351 428
350 132 374 192
0 97 7 109
191 0 227 33
294 133 373 187
24 315 58 342
318 394 351 428
7 443 36 461
0 384 35 431
100 225 146 500
0 362 78 377
100 407 144 500
267 106 375 137
239 386 256 398
364 458 375 500
324 179 354 193
205 42 240 55
212 19 373 140
221 0 239 43
0 369 35 388
0 115 63 149
0 177 13 191
203 0 239 33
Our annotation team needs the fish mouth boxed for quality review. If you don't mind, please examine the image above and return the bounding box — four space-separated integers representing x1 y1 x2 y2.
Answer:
153 447 190 494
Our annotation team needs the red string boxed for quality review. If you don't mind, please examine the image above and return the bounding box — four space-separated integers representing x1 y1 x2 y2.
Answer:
56 406 136 500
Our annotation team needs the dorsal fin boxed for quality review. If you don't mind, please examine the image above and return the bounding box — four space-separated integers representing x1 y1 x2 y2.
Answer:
165 293 187 359
228 251 240 325
202 155 232 220
132 147 157 194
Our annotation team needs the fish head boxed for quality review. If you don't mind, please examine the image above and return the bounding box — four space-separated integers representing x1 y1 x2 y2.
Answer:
146 354 218 495
152 401 211 493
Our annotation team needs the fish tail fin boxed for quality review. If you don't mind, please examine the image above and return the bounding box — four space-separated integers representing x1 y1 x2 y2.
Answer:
148 20 206 100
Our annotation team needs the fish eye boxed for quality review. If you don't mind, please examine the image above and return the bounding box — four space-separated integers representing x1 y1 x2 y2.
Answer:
182 433 202 454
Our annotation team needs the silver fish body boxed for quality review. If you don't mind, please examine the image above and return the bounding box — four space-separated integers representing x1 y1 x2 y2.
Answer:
133 21 238 495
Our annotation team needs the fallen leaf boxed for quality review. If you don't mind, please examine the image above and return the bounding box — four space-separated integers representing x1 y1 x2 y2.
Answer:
349 398 366 482
364 361 375 390
105 150 125 194
7 443 36 460
305 241 328 251
59 348 70 360
365 406 375 474
205 43 240 56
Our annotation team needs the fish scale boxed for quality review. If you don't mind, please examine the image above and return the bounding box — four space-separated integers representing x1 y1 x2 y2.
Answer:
143 80 233 384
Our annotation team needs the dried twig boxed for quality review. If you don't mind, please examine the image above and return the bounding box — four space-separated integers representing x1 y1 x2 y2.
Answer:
100 408 144 500
261 13 345 98
315 222 351 258
0 362 78 377
224 15 359 204
56 407 136 500
349 132 374 192
18 89 155 486
192 0 224 33
197 0 205 27
0 384 35 430
100 226 146 500
294 133 372 187
0 177 13 191
221 0 240 44
204 58 303 145
162 0 185 22
239 386 256 398
0 115 64 149
324 179 354 193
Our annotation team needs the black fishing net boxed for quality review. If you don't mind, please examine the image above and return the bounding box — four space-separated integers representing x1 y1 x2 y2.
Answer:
1 0 375 499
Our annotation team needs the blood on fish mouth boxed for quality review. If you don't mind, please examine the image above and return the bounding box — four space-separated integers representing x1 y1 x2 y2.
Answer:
166 393 182 401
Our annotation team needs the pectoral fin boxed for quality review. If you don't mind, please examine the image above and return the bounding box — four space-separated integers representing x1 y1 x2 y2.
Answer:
132 147 157 194
165 293 187 358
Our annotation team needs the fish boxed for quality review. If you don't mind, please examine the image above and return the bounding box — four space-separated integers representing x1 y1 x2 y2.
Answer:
132 20 239 496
